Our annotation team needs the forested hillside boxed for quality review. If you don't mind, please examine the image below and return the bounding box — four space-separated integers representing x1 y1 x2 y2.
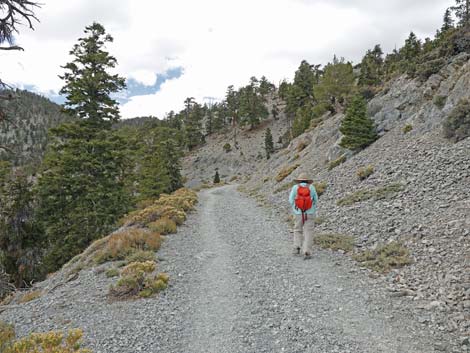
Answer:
0 90 71 165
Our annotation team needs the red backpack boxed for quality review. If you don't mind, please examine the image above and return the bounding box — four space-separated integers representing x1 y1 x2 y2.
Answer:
295 186 313 224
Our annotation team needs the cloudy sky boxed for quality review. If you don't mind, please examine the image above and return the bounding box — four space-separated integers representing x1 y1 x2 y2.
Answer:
0 0 454 119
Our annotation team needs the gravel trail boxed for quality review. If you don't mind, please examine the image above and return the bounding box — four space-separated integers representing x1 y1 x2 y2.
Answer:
2 185 438 352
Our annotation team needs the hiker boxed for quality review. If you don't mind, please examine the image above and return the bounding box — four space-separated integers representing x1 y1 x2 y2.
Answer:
289 173 318 259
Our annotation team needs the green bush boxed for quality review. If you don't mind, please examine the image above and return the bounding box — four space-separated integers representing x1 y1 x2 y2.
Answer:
337 183 403 206
328 155 346 171
433 95 447 109
402 124 413 134
354 241 413 273
223 143 232 153
443 98 470 142
314 234 355 252
416 58 446 81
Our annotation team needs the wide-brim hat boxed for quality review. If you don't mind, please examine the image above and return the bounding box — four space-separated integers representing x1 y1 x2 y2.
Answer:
294 172 313 183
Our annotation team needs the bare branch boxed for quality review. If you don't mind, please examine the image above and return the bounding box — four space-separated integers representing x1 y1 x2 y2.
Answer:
0 0 41 45
0 45 23 50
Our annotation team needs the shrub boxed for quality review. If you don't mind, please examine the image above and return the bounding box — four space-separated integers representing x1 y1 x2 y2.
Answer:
230 176 238 182
275 164 300 182
314 216 325 225
147 217 177 235
223 143 232 153
357 165 374 180
18 290 41 304
433 95 447 109
443 98 470 142
402 124 413 134
0 324 91 353
313 182 327 196
125 250 155 263
416 58 446 81
328 155 346 171
275 181 295 193
213 171 220 184
105 268 120 278
109 261 168 300
314 234 355 252
296 141 309 152
337 183 403 206
354 241 413 273
93 229 161 264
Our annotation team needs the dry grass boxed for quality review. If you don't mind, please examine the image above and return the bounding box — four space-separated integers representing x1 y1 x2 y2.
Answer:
105 268 120 278
313 181 327 196
125 250 155 263
18 290 41 303
337 183 403 206
328 155 347 171
0 325 90 353
93 229 161 264
314 234 355 252
296 141 309 152
109 261 169 300
357 165 374 180
354 242 413 273
147 217 177 235
275 164 300 183
275 181 295 193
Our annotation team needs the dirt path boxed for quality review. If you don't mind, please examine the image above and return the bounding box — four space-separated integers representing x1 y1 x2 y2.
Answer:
1 185 439 352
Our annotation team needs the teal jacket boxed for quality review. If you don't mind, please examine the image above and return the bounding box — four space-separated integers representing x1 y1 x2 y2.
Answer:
289 183 318 215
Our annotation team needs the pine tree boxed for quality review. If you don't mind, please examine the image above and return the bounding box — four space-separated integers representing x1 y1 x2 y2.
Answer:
36 122 132 272
316 56 356 110
0 168 44 286
442 8 455 32
238 81 269 129
398 32 422 76
59 22 126 128
339 95 378 151
264 128 274 159
359 45 384 86
183 97 204 150
452 0 470 26
213 170 220 184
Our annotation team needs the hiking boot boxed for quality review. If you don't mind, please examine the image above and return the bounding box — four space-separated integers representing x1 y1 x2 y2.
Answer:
293 247 301 255
303 252 312 260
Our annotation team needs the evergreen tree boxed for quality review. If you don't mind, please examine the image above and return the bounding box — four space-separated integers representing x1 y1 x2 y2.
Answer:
59 22 126 127
36 122 132 272
264 128 274 159
442 8 455 32
183 97 204 149
316 56 356 110
398 32 422 76
0 167 44 286
259 76 275 97
339 95 378 151
359 45 384 86
452 0 470 26
213 170 220 184
238 80 269 129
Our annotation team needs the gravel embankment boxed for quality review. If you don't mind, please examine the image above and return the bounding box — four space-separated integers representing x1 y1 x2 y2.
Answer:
1 185 442 352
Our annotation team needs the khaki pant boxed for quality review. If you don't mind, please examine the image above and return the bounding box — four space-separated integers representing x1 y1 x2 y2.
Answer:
293 214 314 254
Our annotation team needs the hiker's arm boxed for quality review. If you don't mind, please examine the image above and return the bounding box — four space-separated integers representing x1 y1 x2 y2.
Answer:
311 185 319 206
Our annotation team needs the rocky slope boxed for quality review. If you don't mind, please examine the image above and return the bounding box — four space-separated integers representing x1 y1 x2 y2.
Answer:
183 53 470 348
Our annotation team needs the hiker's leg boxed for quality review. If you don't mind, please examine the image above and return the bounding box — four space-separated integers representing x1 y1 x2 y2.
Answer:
293 214 303 250
302 217 314 254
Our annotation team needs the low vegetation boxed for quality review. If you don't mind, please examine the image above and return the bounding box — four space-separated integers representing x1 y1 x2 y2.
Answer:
328 155 347 170
0 322 91 353
18 290 41 304
109 261 169 300
337 183 403 206
357 165 374 180
313 182 327 196
296 140 309 152
402 124 413 134
147 217 177 235
433 95 447 109
275 164 300 182
354 241 413 273
313 234 355 252
443 98 470 142
223 143 232 153
275 181 295 193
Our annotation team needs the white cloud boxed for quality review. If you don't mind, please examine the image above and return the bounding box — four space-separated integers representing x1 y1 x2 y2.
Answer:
0 0 454 118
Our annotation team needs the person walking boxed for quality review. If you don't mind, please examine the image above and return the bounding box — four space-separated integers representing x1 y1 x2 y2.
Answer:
289 173 318 259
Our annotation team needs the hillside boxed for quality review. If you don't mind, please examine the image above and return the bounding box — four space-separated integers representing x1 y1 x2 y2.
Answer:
0 90 72 165
182 53 470 347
